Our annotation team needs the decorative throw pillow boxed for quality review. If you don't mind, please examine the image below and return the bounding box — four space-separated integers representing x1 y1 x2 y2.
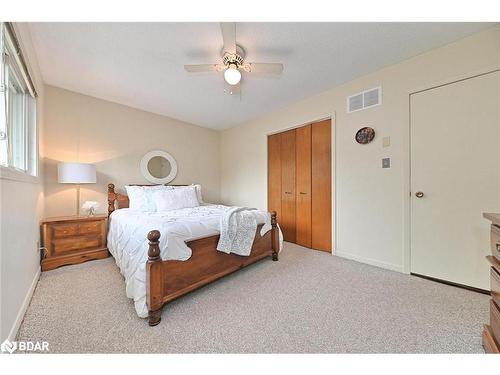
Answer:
125 185 171 212
153 185 200 212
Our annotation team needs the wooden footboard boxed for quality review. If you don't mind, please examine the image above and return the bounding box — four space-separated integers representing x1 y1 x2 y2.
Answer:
146 212 279 326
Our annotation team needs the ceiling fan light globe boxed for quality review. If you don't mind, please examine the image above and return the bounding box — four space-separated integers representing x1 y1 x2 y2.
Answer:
224 67 241 85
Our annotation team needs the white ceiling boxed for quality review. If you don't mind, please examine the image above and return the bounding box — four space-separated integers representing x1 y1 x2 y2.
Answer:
29 22 494 130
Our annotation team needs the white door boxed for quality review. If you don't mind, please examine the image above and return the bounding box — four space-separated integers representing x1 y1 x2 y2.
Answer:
410 71 500 290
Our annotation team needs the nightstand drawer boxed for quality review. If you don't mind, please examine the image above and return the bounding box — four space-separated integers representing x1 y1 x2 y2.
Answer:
52 236 102 255
79 221 102 235
51 223 79 238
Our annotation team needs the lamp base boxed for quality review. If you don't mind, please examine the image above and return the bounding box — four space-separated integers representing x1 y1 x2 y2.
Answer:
76 184 81 216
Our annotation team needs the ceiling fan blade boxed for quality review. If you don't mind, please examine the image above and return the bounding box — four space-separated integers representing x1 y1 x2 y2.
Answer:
224 81 240 95
242 63 284 75
184 64 224 73
220 22 236 54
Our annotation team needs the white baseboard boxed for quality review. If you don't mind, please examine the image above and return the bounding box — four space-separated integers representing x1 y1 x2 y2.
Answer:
334 250 404 273
7 267 40 341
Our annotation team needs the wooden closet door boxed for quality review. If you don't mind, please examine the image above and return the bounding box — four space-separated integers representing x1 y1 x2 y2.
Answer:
295 124 312 248
280 129 296 242
267 133 282 223
311 119 331 252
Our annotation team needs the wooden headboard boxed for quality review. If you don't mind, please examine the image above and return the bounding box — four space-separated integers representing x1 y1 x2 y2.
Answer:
107 183 188 216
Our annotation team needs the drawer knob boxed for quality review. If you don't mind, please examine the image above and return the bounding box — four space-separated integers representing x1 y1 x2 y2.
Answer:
496 243 500 253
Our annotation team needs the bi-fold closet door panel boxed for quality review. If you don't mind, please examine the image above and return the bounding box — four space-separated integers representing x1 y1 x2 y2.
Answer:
280 129 297 242
295 124 312 248
311 120 332 252
267 133 282 225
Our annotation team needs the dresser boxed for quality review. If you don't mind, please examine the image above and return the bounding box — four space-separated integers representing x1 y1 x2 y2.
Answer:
482 213 500 353
41 215 109 271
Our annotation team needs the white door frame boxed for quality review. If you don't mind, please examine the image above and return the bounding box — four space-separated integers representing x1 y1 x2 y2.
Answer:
403 66 500 275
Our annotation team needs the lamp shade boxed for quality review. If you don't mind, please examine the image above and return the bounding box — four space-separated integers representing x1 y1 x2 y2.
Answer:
58 162 96 184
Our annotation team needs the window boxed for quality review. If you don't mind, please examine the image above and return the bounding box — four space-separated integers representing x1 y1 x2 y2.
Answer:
0 22 37 177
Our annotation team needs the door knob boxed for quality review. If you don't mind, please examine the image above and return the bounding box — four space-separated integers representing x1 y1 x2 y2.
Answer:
415 191 424 198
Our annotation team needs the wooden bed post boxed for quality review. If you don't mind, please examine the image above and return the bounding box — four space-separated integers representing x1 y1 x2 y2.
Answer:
108 183 116 215
271 211 279 261
146 230 163 326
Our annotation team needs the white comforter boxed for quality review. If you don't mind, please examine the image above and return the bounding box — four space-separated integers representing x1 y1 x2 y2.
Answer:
107 204 277 318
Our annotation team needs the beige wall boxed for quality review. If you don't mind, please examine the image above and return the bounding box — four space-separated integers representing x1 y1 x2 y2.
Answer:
43 86 221 217
0 23 45 341
220 26 500 273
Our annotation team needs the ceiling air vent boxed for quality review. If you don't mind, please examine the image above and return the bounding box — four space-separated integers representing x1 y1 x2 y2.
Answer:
347 86 382 113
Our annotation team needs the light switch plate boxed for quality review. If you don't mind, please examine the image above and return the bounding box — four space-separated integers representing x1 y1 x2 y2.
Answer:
382 158 391 168
382 136 391 148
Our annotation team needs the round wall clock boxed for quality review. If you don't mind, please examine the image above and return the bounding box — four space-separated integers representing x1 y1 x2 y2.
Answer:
355 127 375 144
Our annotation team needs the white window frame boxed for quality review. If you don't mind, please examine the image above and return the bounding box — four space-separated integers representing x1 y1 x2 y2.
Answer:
0 22 38 183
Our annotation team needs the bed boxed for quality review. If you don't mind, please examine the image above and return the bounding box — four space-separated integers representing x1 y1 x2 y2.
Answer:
107 183 280 326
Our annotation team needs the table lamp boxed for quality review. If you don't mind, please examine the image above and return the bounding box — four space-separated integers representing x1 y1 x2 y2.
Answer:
58 162 97 216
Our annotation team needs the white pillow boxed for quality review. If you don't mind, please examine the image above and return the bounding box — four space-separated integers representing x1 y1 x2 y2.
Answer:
153 185 200 212
170 184 204 204
191 184 204 204
125 185 172 212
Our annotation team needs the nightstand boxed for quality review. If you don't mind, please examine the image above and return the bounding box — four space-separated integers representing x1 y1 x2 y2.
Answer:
40 215 109 271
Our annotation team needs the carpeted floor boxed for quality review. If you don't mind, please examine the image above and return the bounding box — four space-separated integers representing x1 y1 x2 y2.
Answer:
17 242 488 353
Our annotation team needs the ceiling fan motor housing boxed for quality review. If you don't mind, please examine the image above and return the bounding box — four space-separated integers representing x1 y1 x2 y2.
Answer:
222 45 245 67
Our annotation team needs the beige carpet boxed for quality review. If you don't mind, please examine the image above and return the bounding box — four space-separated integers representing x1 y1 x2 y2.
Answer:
17 242 488 353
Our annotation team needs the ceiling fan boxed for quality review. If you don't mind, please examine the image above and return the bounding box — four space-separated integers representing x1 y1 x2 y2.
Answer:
184 23 284 95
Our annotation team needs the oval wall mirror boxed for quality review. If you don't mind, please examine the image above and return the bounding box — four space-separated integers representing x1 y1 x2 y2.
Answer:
140 150 178 184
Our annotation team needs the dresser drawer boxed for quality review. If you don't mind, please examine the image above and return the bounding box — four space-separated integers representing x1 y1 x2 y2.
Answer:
52 237 102 255
51 223 79 238
491 299 500 345
491 225 500 260
492 267 500 307
483 324 500 353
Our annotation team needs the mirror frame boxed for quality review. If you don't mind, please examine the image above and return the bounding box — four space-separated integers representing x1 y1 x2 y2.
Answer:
140 150 178 184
